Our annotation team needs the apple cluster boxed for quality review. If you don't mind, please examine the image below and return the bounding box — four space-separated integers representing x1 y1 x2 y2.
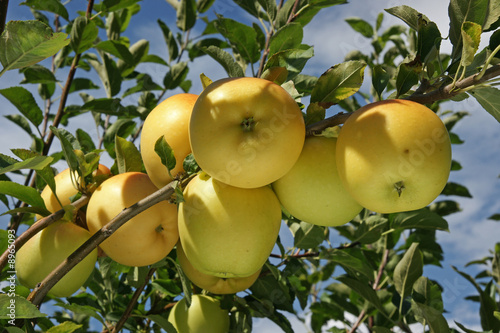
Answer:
15 76 452 332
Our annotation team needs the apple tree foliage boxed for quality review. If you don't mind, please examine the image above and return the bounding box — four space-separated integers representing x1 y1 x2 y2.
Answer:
1 0 500 332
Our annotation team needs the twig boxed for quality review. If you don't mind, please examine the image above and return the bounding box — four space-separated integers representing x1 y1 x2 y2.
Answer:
27 176 191 306
348 249 389 333
0 0 8 35
406 64 500 105
305 112 351 136
112 267 157 333
0 195 90 272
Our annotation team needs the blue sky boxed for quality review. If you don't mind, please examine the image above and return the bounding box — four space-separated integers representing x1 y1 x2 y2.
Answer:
1 0 499 332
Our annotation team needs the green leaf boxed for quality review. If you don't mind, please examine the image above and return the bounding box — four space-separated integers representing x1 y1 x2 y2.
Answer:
0 86 43 127
0 294 47 319
124 74 163 97
310 60 366 108
417 19 441 63
371 64 390 99
489 213 500 221
70 16 99 54
182 153 200 175
264 46 314 80
469 86 500 123
69 78 100 94
146 314 178 333
411 300 450 333
345 17 374 38
0 155 53 175
163 61 189 90
453 266 500 331
95 40 135 64
115 135 143 174
81 98 129 116
391 208 449 231
460 21 482 67
304 102 325 126
0 20 69 74
197 0 216 13
214 18 261 63
0 181 46 208
20 64 57 84
393 243 423 298
395 60 420 97
412 276 444 312
289 221 325 249
50 126 80 172
448 0 489 59
53 302 106 325
20 0 69 21
46 321 83 333
454 322 494 333
201 45 245 77
154 136 176 178
441 182 473 198
385 5 428 30
176 0 197 31
336 275 386 314
320 248 374 280
158 19 179 63
269 23 303 57
4 114 32 136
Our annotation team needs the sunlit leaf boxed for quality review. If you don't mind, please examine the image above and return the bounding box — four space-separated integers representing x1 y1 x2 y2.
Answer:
460 21 482 67
201 45 245 77
20 0 69 21
0 295 47 319
310 60 366 108
0 181 46 209
0 20 69 73
394 243 423 298
70 16 98 54
115 135 143 174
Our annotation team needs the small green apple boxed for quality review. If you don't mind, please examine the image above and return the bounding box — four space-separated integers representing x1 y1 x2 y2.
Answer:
15 221 98 298
272 136 363 227
168 294 230 333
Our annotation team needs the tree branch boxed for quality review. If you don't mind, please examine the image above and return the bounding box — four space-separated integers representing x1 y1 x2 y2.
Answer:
348 249 389 333
406 64 500 105
27 176 190 306
112 267 157 333
0 0 8 35
305 112 351 136
0 195 89 272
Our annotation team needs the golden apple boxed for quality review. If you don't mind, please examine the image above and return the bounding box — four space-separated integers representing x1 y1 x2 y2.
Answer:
40 164 111 214
86 172 178 267
336 99 452 213
15 221 98 297
176 241 261 294
168 294 230 333
140 93 198 189
189 77 305 188
272 136 363 226
178 173 281 278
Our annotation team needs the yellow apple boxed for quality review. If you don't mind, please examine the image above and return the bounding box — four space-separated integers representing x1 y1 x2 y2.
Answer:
15 221 98 298
168 294 230 333
86 172 178 267
272 136 363 226
176 241 261 294
140 93 198 189
189 77 305 188
40 164 111 214
336 99 452 213
178 173 281 278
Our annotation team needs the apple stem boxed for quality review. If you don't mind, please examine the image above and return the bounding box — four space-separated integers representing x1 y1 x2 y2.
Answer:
394 181 406 197
240 117 255 132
